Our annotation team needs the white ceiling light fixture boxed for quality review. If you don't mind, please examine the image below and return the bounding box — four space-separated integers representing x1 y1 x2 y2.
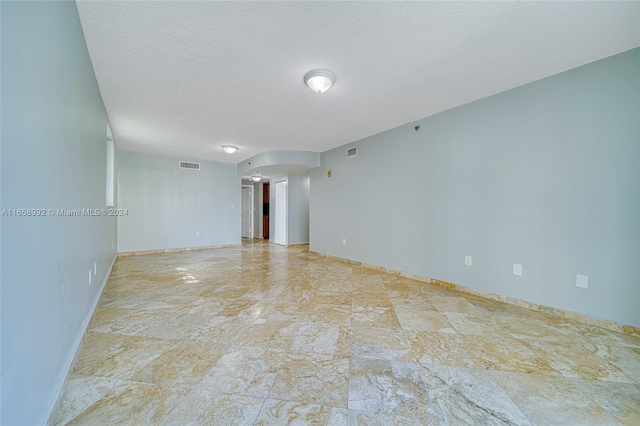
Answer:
304 69 335 93
222 145 238 154
251 176 262 182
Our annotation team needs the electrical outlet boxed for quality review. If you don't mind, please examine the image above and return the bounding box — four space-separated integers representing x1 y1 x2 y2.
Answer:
576 274 588 289
195 231 200 237
342 238 347 246
465 255 472 266
513 264 523 276
231 204 235 210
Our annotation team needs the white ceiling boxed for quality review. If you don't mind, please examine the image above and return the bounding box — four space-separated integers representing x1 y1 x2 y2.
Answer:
77 1 640 164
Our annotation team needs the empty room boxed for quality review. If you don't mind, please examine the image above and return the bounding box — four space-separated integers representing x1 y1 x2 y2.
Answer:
1 1 639 425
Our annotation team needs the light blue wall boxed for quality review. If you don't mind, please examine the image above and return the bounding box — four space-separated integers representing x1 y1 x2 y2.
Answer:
311 48 640 327
288 176 310 244
1 2 117 424
117 150 240 252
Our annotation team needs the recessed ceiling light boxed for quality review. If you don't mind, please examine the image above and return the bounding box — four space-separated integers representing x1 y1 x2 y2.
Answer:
251 176 262 182
304 69 335 93
222 145 238 154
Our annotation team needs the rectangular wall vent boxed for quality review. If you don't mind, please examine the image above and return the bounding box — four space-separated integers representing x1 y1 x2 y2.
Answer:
179 161 200 170
347 147 357 157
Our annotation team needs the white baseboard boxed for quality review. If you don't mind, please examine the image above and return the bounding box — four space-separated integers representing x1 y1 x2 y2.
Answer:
117 243 241 257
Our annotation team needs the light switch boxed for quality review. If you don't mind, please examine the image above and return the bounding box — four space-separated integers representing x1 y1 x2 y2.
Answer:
576 274 588 289
513 264 523 276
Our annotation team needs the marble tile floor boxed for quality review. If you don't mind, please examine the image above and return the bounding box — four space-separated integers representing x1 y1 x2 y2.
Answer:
56 241 640 425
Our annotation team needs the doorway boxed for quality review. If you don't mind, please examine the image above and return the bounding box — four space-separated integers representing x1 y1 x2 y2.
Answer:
274 180 287 246
241 185 253 239
262 182 270 240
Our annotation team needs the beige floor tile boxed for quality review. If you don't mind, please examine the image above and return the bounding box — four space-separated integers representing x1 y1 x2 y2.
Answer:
197 283 251 298
254 399 348 425
262 302 351 326
55 241 640 425
348 358 431 414
160 389 264 426
582 380 640 425
240 285 285 301
55 375 128 425
309 290 353 306
352 290 393 307
73 333 175 380
88 306 154 336
388 292 436 310
492 315 569 342
394 305 457 333
268 351 350 408
350 326 411 361
418 364 531 425
179 296 269 317
129 340 227 387
65 381 189 425
280 288 353 307
556 320 640 349
519 338 631 383
492 371 624 425
405 330 554 374
427 295 484 316
101 292 197 312
136 312 255 343
445 312 498 335
348 358 520 425
290 321 350 356
235 319 300 350
464 295 546 319
581 342 640 385
197 345 279 398
351 306 401 328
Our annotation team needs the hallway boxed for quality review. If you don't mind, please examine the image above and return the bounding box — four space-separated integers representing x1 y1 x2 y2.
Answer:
55 241 640 424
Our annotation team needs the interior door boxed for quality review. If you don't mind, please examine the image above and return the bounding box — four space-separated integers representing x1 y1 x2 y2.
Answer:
241 186 252 239
274 180 287 245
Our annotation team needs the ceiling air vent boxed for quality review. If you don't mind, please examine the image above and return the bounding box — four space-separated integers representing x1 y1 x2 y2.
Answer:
347 147 357 157
179 161 200 170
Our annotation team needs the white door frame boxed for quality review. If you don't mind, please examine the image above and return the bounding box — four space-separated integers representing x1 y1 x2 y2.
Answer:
274 179 287 246
241 185 254 239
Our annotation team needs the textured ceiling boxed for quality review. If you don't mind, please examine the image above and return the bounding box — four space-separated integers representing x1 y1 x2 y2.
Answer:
77 1 640 164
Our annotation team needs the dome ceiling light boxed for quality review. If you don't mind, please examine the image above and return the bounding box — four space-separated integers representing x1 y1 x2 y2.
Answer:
222 145 238 154
304 69 335 93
